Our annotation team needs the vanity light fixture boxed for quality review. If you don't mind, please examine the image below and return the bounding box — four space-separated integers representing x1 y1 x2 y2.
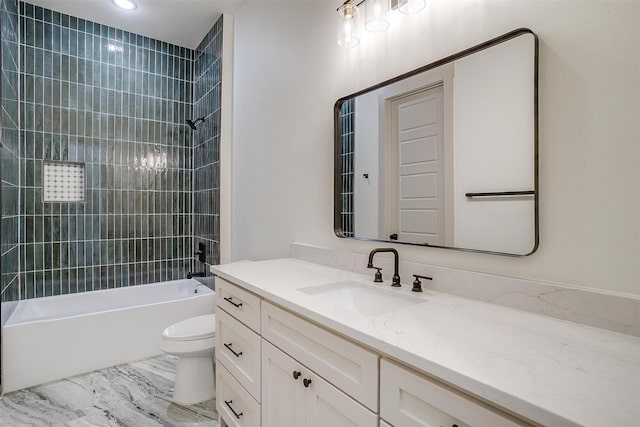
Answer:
365 0 390 32
337 1 361 48
337 0 427 47
112 0 137 10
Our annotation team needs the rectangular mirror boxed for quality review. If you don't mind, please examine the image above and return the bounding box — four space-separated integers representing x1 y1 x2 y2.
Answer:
334 29 538 256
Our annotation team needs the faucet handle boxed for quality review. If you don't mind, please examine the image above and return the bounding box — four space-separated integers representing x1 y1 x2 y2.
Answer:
411 274 433 292
368 265 383 283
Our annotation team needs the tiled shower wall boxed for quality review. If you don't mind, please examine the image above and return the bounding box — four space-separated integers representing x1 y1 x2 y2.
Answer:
192 17 222 270
18 3 194 297
1 0 20 304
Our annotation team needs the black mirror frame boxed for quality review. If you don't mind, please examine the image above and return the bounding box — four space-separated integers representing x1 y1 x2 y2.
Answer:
333 28 539 257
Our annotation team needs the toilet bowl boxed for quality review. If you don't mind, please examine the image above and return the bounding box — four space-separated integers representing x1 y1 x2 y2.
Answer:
161 314 216 405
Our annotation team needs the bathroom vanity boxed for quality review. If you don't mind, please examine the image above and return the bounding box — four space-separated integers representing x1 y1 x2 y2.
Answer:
211 258 640 427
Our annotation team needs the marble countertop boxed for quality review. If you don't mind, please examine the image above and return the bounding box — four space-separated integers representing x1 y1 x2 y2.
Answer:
211 258 640 427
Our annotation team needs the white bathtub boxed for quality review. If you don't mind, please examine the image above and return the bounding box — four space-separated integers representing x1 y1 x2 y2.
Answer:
2 279 215 393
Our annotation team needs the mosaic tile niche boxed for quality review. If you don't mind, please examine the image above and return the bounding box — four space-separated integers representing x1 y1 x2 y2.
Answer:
19 3 194 297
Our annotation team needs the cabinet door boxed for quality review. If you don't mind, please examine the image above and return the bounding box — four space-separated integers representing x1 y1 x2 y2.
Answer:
304 367 378 427
262 340 306 427
263 340 377 427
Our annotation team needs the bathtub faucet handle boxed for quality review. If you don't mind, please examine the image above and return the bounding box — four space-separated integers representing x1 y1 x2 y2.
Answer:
194 242 206 263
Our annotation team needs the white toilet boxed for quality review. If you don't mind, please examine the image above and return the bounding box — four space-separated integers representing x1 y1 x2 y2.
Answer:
161 314 216 405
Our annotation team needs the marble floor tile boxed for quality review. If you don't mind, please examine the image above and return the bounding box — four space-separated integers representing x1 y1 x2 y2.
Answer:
0 355 218 427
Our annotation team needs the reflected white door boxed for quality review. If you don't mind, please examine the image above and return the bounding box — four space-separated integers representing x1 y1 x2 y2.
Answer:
387 85 445 245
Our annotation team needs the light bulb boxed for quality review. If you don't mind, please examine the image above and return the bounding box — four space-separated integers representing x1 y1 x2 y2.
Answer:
340 2 358 19
112 0 137 10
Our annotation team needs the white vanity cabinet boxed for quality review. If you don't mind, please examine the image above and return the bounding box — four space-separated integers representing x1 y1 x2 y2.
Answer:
262 340 377 427
215 275 533 427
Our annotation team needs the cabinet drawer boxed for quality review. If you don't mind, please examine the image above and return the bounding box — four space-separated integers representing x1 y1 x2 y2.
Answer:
217 308 262 402
216 278 261 333
380 359 527 427
217 363 261 427
262 301 379 412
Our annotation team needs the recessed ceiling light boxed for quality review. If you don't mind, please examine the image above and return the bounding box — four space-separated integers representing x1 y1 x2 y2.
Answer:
112 0 137 10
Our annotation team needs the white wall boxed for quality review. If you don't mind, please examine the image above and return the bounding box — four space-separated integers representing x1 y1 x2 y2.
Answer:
220 13 234 264
453 33 535 254
354 93 381 237
232 1 640 296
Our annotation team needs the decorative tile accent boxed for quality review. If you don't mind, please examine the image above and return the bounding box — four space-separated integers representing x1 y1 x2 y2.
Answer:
43 161 85 202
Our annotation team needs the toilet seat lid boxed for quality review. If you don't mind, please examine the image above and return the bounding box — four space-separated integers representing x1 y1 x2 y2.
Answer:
162 314 216 341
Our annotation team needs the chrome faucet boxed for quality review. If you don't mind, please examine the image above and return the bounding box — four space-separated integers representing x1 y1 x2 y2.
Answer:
367 248 401 287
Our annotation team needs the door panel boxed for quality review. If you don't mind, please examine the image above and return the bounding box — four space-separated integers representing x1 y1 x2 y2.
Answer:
398 97 438 129
400 174 437 199
400 136 438 164
400 211 438 234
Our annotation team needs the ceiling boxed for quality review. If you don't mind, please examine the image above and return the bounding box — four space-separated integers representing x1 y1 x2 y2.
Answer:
24 0 244 49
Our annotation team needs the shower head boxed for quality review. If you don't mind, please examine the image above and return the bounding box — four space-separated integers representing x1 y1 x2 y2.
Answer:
186 116 205 130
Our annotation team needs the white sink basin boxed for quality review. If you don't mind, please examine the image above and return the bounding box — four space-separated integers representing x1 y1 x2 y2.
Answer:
297 281 423 316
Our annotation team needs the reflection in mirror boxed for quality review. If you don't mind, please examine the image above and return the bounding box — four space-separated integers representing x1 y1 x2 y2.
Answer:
335 29 538 256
